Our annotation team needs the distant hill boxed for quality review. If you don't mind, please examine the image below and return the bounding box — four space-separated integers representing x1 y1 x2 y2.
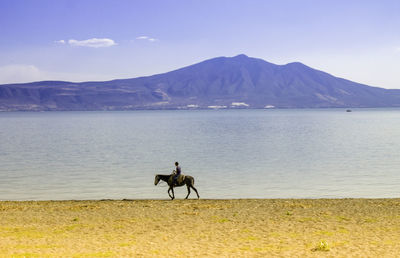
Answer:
1 54 400 111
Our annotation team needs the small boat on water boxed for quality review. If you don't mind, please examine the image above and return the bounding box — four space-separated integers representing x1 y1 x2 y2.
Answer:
346 109 352 112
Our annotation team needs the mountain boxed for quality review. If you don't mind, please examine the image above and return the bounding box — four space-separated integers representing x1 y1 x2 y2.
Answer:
1 54 400 111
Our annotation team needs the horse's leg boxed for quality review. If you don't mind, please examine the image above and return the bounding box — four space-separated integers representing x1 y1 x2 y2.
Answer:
185 184 191 199
168 187 173 199
171 187 175 200
191 185 200 199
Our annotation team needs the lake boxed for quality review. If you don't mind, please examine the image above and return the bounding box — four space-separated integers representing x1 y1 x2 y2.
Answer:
0 109 399 200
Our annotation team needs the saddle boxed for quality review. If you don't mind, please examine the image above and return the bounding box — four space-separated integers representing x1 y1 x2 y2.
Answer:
169 174 185 185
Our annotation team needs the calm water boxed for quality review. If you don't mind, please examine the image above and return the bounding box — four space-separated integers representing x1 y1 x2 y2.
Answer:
0 109 399 200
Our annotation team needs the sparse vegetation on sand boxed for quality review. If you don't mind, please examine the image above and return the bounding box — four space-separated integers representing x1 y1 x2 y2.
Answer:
1 199 400 257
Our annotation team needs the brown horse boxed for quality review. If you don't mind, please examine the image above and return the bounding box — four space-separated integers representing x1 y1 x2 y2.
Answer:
154 174 200 200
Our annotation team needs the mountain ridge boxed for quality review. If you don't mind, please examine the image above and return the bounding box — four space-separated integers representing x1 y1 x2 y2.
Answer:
1 54 400 111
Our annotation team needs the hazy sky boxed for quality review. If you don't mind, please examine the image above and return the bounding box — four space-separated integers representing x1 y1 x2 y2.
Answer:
1 0 399 88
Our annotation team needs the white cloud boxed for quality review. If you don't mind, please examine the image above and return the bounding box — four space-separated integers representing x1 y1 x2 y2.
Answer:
136 36 158 42
54 40 66 44
0 64 43 84
68 38 117 48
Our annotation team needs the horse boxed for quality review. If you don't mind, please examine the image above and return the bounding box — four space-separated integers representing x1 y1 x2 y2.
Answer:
154 174 200 200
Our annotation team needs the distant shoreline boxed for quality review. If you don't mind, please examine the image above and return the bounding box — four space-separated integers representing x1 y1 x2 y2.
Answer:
1 197 400 202
2 107 400 112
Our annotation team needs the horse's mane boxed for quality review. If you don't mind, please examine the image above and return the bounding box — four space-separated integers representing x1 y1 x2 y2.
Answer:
157 174 171 178
156 174 172 181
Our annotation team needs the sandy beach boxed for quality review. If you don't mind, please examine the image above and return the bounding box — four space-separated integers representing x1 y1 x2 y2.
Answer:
1 199 400 257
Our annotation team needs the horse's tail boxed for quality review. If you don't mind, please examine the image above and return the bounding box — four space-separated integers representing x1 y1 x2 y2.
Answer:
190 176 195 186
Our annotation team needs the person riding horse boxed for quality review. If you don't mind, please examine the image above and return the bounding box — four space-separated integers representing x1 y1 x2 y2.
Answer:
154 161 200 200
173 161 181 186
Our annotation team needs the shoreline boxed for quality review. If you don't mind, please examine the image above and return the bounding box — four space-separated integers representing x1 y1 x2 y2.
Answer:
1 199 400 256
1 196 400 201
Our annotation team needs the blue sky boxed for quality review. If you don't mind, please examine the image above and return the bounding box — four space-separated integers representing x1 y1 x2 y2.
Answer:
0 0 399 88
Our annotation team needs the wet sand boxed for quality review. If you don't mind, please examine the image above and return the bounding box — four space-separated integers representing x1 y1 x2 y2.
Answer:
1 199 400 257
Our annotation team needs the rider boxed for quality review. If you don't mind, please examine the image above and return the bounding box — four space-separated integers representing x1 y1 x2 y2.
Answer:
173 161 181 186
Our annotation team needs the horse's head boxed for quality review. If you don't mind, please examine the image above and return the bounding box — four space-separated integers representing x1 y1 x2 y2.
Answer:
154 175 160 185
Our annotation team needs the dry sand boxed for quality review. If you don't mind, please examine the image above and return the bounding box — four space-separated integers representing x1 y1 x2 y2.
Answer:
1 199 400 257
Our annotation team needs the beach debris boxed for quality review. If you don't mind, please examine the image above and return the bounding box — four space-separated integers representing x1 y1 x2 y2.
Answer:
312 240 330 252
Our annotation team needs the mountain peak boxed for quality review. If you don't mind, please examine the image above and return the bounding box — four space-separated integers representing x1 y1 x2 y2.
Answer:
285 61 305 66
232 54 249 59
283 61 314 72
